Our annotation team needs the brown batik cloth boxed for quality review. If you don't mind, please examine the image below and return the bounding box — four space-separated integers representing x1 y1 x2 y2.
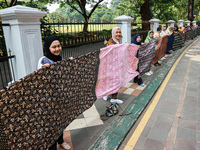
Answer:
152 35 169 64
0 51 100 149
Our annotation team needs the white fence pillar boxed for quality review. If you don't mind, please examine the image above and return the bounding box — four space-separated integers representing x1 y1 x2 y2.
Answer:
185 20 191 26
178 20 184 27
114 15 133 44
0 5 46 81
167 20 175 27
192 21 196 26
149 19 161 34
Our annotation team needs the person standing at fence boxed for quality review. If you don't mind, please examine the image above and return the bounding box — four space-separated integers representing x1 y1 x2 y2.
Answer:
38 36 72 150
102 27 123 104
131 34 144 86
160 24 170 37
153 27 162 66
144 30 154 75
144 30 154 43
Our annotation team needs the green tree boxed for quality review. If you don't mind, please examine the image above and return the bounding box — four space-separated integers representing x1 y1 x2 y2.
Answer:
0 0 17 8
90 7 113 21
56 5 84 22
40 0 106 32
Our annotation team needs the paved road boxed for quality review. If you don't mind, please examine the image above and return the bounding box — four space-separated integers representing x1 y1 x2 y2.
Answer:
119 37 200 150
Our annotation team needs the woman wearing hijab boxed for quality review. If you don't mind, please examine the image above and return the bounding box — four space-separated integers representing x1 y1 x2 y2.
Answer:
38 36 72 150
131 34 144 86
103 27 123 104
144 30 154 43
144 30 154 75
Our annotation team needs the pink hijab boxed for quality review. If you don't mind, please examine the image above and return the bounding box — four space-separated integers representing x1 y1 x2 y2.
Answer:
112 27 121 44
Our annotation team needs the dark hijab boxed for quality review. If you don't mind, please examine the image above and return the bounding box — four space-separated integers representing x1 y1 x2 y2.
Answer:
44 36 62 62
132 34 141 45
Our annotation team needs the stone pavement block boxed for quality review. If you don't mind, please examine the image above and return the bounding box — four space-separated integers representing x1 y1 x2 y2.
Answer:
131 89 142 96
174 138 196 150
186 90 198 97
196 142 200 150
157 101 178 115
176 127 196 141
146 111 158 128
147 127 169 142
142 138 165 150
178 119 196 130
182 105 197 121
134 136 147 149
196 131 200 142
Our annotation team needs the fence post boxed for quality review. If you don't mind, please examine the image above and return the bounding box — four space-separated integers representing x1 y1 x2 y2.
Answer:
114 15 133 44
192 21 196 26
185 20 191 26
178 20 184 27
167 20 175 27
149 19 161 34
0 5 46 81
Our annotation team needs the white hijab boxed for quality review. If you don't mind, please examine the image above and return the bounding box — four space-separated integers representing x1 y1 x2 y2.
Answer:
112 27 121 44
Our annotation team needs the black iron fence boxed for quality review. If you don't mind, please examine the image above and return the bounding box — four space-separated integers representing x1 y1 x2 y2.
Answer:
0 53 15 89
0 22 15 89
41 18 119 48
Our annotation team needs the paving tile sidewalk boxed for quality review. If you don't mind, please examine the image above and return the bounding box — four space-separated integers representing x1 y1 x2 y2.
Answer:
57 37 199 150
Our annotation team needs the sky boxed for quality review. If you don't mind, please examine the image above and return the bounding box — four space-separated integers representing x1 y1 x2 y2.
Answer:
47 0 112 13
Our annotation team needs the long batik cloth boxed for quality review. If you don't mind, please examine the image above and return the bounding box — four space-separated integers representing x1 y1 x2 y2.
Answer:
173 33 183 51
0 51 100 149
137 39 158 75
152 35 169 64
95 43 139 99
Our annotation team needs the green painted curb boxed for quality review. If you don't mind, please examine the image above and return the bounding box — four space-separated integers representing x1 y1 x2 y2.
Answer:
89 37 199 150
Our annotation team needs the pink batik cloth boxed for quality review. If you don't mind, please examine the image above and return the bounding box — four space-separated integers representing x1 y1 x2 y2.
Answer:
95 43 139 99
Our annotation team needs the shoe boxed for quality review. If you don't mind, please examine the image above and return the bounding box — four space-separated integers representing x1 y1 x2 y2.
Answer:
103 96 108 101
139 83 145 86
156 62 161 66
145 72 151 76
158 61 162 64
161 57 166 60
60 142 71 150
110 99 123 104
149 70 153 74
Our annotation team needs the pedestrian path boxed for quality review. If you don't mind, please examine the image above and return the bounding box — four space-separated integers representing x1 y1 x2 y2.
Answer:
119 37 200 150
57 37 199 150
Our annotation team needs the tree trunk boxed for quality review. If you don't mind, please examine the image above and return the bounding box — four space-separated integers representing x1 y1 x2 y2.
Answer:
83 16 89 33
188 0 194 21
140 0 150 31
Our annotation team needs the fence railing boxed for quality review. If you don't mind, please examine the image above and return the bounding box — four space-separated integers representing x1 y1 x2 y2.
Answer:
0 22 15 89
0 54 15 89
41 18 120 48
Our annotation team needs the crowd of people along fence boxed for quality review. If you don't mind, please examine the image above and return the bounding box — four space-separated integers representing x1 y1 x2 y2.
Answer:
0 24 200 149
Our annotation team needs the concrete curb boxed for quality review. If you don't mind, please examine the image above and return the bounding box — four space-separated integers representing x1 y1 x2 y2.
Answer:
89 37 199 150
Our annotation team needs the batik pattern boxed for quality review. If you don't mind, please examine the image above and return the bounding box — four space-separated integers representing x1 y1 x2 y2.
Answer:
173 33 183 51
152 35 169 64
95 43 139 99
137 39 158 75
0 51 100 149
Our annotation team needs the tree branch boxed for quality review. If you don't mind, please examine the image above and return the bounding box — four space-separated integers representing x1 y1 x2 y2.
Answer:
4 0 8 7
66 0 83 15
88 0 103 18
